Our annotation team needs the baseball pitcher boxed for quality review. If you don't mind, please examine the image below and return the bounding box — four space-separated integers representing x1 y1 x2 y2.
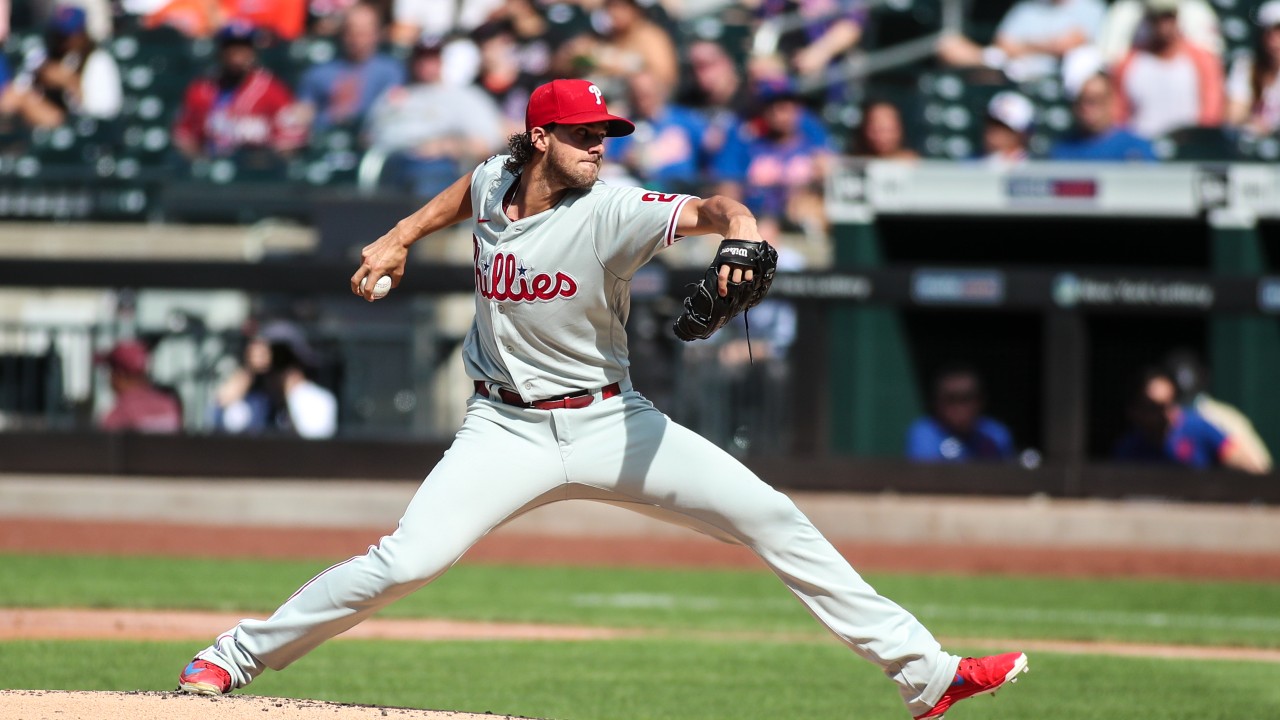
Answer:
178 79 1027 719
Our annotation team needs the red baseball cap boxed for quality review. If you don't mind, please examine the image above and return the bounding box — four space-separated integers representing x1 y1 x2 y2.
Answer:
525 79 635 137
94 340 150 375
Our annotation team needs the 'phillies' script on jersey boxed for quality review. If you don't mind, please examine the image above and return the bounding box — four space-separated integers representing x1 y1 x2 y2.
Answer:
462 154 695 400
474 240 579 302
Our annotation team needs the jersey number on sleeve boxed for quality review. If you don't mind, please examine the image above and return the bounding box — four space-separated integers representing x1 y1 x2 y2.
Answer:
641 192 680 203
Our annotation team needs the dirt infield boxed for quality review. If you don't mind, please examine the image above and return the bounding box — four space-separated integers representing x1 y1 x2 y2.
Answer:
4 517 1280 581
0 691 526 720
4 608 1280 664
0 608 639 643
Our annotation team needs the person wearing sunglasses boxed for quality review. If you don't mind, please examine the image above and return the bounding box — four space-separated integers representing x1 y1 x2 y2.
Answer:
906 364 1015 463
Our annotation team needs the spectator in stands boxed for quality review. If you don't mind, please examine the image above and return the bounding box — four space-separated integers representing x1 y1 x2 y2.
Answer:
1049 72 1157 160
850 100 920 160
0 6 121 127
139 0 224 37
607 71 705 192
751 0 868 93
1227 1 1280 137
96 340 183 434
982 90 1033 166
1115 367 1265 473
214 320 337 440
138 0 304 40
364 35 504 197
389 0 503 47
1112 0 1225 139
1096 0 1222 67
472 20 540 135
43 0 113 41
307 0 365 37
490 0 564 82
554 0 679 91
936 0 1107 83
681 39 750 164
296 2 404 132
224 0 307 41
906 364 1014 463
1165 349 1273 473
173 22 305 160
0 54 10 99
712 78 832 229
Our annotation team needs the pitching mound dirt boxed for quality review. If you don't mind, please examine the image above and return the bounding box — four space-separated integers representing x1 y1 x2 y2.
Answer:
0 691 533 720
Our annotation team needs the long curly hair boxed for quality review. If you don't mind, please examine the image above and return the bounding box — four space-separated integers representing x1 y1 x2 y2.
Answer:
503 130 536 174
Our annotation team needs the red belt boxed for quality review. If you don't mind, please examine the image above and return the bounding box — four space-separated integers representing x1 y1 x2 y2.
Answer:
474 381 622 410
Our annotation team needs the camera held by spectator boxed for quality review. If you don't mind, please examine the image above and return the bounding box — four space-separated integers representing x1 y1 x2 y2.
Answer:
214 321 338 440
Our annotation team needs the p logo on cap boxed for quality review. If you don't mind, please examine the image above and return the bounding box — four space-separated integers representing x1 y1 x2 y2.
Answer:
525 79 635 137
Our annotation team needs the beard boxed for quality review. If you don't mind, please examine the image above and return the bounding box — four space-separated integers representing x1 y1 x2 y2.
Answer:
545 145 601 190
218 67 249 89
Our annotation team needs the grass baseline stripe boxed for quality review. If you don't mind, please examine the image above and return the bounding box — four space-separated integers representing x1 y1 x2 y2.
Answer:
567 592 1280 633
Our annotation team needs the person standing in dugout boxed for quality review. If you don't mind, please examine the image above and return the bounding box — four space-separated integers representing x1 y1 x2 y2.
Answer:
178 78 1028 719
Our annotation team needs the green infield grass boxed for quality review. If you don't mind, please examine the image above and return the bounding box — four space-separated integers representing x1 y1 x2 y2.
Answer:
2 554 1279 649
4 638 1279 719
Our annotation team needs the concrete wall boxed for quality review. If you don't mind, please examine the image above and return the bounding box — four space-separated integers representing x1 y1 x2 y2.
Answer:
3 475 1278 554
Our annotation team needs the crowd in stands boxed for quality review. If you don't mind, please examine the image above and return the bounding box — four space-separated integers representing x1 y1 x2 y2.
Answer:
936 0 1279 158
1 0 1276 466
0 0 1276 231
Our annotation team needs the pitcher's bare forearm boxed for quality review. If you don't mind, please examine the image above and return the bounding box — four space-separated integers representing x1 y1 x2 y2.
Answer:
351 172 474 299
390 172 475 247
676 195 761 241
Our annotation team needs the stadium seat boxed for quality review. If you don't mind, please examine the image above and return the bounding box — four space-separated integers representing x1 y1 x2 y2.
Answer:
120 123 176 168
296 126 363 187
1164 126 1239 161
0 118 30 156
866 0 943 50
112 27 197 118
917 72 1016 159
1236 133 1280 161
25 121 113 181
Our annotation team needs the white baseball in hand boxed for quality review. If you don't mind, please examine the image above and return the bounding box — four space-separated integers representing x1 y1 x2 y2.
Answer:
362 275 392 299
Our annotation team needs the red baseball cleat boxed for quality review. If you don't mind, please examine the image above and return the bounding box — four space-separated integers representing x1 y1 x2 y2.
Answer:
178 658 232 696
914 652 1028 719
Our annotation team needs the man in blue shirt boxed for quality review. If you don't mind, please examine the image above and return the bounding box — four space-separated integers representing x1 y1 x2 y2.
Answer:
1114 367 1256 470
607 71 707 193
297 3 404 132
906 365 1015 462
1050 73 1156 161
711 78 831 219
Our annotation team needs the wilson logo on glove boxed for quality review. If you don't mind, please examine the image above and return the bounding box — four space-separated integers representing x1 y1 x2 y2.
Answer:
672 239 778 344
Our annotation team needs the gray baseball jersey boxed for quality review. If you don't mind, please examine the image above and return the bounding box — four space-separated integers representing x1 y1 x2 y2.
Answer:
463 155 695 401
186 157 961 718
